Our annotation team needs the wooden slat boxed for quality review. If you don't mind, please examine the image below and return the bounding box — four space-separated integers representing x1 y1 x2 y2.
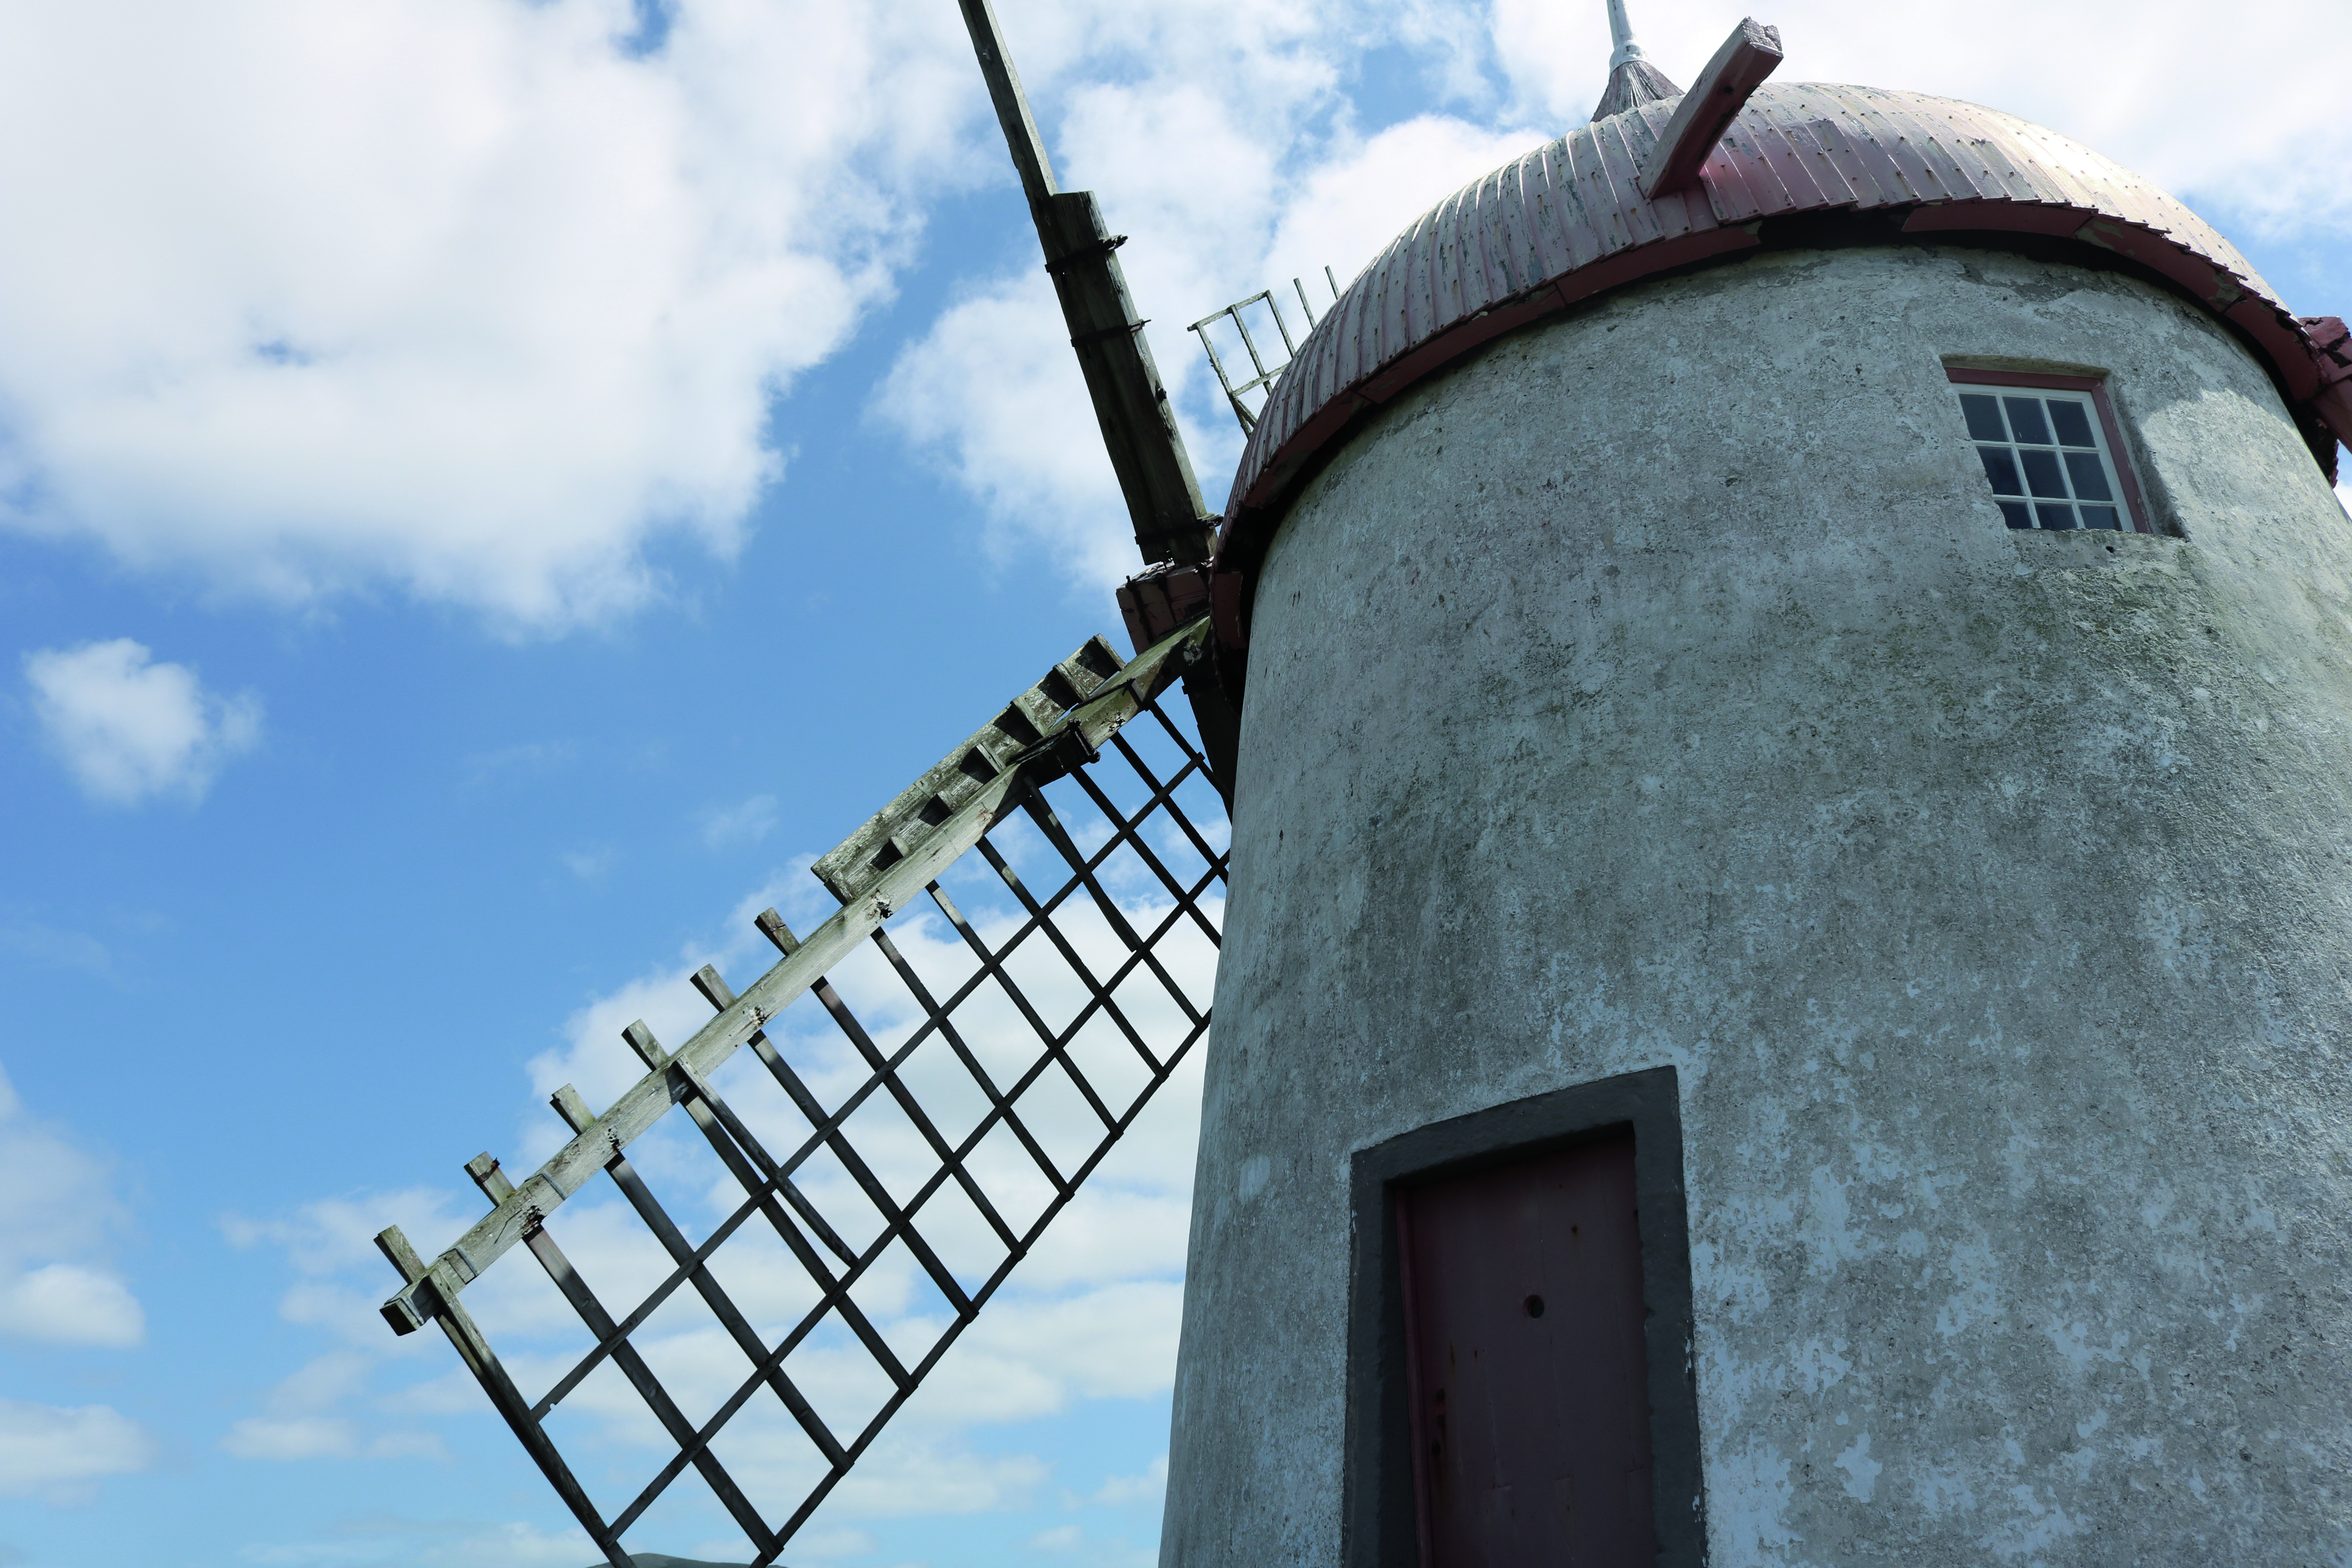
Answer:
688 968 974 1316
809 635 1123 906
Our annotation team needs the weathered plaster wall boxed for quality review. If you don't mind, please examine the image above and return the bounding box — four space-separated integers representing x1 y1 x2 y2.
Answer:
1161 243 2352 1565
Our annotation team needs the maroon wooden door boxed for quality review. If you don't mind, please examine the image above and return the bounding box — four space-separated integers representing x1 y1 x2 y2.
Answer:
1396 1132 1655 1567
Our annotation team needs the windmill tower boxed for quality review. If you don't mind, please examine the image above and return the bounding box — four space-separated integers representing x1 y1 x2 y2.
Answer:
1161 9 2352 1568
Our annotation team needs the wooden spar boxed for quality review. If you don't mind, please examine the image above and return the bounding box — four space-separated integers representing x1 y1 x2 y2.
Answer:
1636 17 1784 199
377 617 1213 1336
809 635 1123 908
955 0 1056 215
953 0 1214 567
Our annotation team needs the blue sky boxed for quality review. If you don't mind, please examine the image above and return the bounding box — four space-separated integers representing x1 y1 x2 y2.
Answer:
0 2 2345 1565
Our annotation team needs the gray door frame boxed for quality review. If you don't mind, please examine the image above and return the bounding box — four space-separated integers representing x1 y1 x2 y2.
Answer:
1343 1065 1707 1567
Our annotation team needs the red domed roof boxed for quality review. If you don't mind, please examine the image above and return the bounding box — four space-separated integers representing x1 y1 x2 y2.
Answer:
1213 83 2347 585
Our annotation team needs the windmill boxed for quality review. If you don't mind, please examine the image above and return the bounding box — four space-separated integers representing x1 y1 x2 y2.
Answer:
372 0 2352 1559
369 2 1242 1562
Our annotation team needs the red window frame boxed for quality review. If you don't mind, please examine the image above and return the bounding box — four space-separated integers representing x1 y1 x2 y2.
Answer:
1947 367 2154 535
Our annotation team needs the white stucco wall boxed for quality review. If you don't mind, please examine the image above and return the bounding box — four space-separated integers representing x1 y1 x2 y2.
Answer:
1161 243 2352 1565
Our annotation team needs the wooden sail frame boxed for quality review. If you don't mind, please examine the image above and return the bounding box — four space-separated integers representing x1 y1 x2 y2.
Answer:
376 619 1225 1566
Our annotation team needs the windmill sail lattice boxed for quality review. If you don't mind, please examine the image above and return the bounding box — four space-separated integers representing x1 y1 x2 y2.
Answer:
375 621 1225 1566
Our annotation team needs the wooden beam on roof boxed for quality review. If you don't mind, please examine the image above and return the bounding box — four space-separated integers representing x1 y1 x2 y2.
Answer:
1637 17 1783 199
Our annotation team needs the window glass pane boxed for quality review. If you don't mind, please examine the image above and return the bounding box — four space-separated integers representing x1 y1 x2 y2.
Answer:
2050 401 2096 447
2020 448 2068 498
1952 377 2141 536
1959 393 2007 442
2064 451 2112 501
1978 446 2024 495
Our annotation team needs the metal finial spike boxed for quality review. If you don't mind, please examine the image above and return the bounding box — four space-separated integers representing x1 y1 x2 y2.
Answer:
1605 0 1646 66
1592 0 1683 122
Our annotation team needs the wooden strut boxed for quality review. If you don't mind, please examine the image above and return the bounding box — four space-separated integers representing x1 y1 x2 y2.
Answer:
375 1225 635 1568
461 1156 781 1564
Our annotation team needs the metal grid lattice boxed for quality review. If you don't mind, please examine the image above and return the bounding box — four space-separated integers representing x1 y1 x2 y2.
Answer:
1188 268 1339 434
375 622 1225 1566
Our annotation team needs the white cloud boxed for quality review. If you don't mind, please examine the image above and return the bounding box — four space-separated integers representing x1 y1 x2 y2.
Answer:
0 0 983 630
240 1517 599 1568
1023 1520 1156 1568
0 916 113 976
222 1348 448 1461
2336 474 2350 517
0 1399 155 1504
873 5 1546 588
0 1065 144 1348
222 1414 363 1462
1489 0 2352 236
752 1524 875 1560
417 1521 601 1568
0 1077 152 1506
878 270 1139 594
22 638 261 807
223 1187 480 1334
872 101 1535 586
700 792 780 849
0 1264 145 1350
561 847 616 881
217 1190 495 1466
1091 1454 1168 1507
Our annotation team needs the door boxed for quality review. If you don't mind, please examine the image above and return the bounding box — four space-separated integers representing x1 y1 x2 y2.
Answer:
1396 1131 1655 1566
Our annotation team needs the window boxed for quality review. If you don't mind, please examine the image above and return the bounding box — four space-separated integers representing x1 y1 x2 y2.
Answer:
1344 1068 1704 1568
1948 368 2151 534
